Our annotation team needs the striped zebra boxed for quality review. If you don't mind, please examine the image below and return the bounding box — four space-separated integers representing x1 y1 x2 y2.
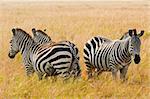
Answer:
8 28 80 80
83 29 144 80
8 29 35 77
32 28 54 45
31 28 81 77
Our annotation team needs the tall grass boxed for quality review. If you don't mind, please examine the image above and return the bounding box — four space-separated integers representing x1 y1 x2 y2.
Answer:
0 1 149 98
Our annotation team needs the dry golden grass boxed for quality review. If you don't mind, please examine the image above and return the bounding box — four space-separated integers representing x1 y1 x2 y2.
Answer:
0 1 150 98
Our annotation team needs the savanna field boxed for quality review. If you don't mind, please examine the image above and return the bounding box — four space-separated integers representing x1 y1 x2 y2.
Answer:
0 1 150 98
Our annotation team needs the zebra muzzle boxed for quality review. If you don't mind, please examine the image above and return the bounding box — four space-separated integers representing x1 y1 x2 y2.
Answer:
134 54 140 64
8 53 15 59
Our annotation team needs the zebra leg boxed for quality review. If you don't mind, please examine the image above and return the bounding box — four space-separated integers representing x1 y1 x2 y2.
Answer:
85 64 93 79
25 65 34 77
37 73 44 80
23 56 34 77
70 63 81 79
87 68 92 79
44 74 49 80
111 68 118 80
110 64 118 80
120 66 128 81
59 71 71 81
44 67 56 80
44 62 56 79
74 63 81 78
70 70 81 80
94 68 102 77
75 70 81 78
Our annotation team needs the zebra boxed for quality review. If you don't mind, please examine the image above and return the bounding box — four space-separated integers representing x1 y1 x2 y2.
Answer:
8 28 80 80
31 28 81 77
8 29 35 77
83 29 144 80
32 28 54 45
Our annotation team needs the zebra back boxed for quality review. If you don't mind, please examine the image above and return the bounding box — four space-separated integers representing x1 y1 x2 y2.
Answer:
83 36 112 66
120 32 130 40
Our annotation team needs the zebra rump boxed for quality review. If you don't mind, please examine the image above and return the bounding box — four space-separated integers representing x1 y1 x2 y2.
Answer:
31 28 81 77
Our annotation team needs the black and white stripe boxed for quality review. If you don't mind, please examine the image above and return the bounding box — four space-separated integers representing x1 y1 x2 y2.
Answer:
8 29 35 76
31 28 81 77
83 29 144 80
8 28 80 80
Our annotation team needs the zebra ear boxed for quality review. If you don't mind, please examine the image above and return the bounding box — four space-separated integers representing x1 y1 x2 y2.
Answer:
32 28 36 36
138 30 144 37
128 29 133 37
133 29 137 36
12 28 16 36
44 29 46 32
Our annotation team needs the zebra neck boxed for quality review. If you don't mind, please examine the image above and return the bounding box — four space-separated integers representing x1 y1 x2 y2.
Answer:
121 38 131 57
29 43 41 54
20 40 35 55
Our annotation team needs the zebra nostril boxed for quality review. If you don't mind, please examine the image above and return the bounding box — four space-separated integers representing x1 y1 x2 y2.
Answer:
134 54 140 64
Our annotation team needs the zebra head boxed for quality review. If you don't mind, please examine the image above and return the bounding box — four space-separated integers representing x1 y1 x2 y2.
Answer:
8 28 19 58
32 28 52 44
128 29 144 64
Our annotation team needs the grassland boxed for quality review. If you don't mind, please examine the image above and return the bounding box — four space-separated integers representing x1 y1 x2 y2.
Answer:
0 1 150 98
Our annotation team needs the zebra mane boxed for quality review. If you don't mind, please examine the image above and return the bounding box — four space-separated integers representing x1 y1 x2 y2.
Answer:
15 28 33 40
120 32 129 40
36 30 49 37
